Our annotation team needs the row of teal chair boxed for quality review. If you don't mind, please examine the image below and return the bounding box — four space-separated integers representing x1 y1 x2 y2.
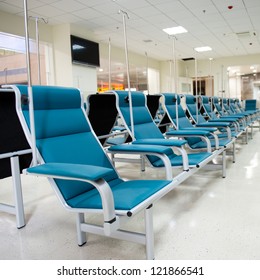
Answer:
106 91 227 178
2 85 258 259
6 85 221 260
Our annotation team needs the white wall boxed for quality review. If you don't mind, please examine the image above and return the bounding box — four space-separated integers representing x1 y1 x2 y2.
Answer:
52 24 73 87
228 77 241 99
0 10 52 43
72 64 97 98
148 68 160 94
182 54 260 96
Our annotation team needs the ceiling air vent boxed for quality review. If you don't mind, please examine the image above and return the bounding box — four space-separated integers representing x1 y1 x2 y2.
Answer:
235 31 257 39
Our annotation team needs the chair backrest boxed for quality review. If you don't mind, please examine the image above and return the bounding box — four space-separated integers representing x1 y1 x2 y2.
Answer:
222 98 232 113
229 98 239 113
13 85 120 203
163 93 194 129
146 94 162 119
87 94 118 145
0 89 32 179
108 90 174 166
184 94 207 123
199 96 218 119
212 97 224 115
245 99 257 111
162 93 201 146
111 91 164 140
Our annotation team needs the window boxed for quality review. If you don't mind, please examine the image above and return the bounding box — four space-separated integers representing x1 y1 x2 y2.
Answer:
0 32 53 86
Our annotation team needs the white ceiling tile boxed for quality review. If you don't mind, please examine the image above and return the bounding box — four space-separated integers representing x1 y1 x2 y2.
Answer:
38 0 61 4
212 0 245 12
167 10 195 22
131 5 161 17
76 0 109 8
117 0 150 9
1 0 260 60
2 0 46 9
247 6 260 16
146 0 177 5
72 8 104 20
180 0 213 9
157 1 187 13
54 13 82 23
0 2 23 14
243 0 260 8
51 0 87 13
30 4 65 17
89 2 120 15
127 18 151 28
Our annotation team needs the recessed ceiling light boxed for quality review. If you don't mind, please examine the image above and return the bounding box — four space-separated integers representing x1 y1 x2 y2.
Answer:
194 46 212 52
163 26 188 35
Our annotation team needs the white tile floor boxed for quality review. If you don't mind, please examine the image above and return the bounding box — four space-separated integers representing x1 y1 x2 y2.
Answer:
0 129 260 260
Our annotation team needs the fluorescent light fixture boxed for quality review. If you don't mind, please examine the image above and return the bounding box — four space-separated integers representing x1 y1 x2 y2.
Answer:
194 46 212 52
72 44 84 50
163 26 188 35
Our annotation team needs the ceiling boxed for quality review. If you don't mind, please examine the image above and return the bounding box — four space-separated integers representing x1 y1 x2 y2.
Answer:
1 0 260 62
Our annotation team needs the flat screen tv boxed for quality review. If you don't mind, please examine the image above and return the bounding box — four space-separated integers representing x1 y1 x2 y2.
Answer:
70 35 100 67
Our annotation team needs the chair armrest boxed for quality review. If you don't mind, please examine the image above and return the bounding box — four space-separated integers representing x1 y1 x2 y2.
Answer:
25 163 119 235
108 143 186 179
25 162 115 181
108 144 173 154
132 138 187 147
166 129 211 137
196 122 230 127
178 127 218 132
0 148 32 160
217 117 241 121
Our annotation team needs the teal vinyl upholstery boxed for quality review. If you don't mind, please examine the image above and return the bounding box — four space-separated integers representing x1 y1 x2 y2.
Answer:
16 85 170 211
112 90 211 167
185 94 241 134
163 93 216 146
163 93 233 149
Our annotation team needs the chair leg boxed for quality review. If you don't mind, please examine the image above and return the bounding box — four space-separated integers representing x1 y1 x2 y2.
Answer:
141 156 145 172
145 204 155 260
110 153 115 166
232 142 236 163
76 213 87 246
222 150 226 178
10 156 25 229
245 128 248 144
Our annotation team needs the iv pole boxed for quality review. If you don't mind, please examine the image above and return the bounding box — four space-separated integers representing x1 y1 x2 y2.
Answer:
170 35 179 129
23 0 37 166
195 56 199 123
108 37 111 90
145 51 149 94
119 10 135 139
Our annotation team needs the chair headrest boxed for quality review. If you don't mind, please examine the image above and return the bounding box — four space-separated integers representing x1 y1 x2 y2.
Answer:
16 85 82 111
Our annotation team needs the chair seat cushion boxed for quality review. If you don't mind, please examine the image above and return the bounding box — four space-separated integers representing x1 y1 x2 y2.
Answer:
67 179 170 210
